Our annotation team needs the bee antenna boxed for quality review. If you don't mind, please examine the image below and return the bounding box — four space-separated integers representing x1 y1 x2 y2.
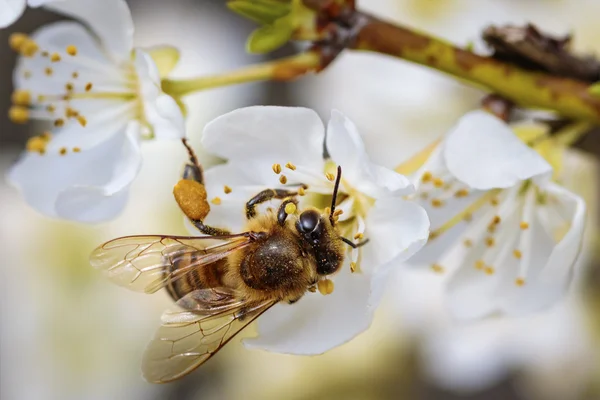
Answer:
181 138 204 183
329 165 342 226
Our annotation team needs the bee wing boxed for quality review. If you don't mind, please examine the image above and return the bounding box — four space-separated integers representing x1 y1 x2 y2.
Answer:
142 289 277 383
90 234 253 294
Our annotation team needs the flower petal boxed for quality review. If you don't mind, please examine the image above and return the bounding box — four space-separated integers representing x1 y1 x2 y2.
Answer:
45 0 133 62
243 264 372 355
327 110 413 198
0 0 25 28
7 122 141 222
443 110 552 190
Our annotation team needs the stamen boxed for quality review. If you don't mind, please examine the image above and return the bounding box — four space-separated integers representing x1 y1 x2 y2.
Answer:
285 162 296 171
9 106 29 124
26 134 50 154
20 39 39 57
431 198 445 208
492 215 501 224
484 266 495 275
350 262 357 273
354 232 364 240
50 53 61 62
59 147 68 155
54 118 65 127
73 147 81 153
85 83 93 92
65 83 74 92
72 72 79 79
66 45 78 56
11 90 31 106
77 116 87 127
325 172 335 181
46 105 56 114
515 278 526 287
45 67 53 76
463 239 473 247
317 279 334 295
9 33 28 51
431 264 444 274
272 163 282 174
455 188 469 198
223 185 232 194
421 171 433 183
279 175 287 184
211 197 222 205
520 221 529 230
490 197 499 206
485 237 495 247
433 177 444 188
333 209 343 217
284 203 297 215
298 187 306 196
308 286 317 293
475 260 485 270
513 249 522 259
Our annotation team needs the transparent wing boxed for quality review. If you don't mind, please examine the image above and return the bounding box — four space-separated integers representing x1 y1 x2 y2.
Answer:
90 234 253 294
142 289 277 383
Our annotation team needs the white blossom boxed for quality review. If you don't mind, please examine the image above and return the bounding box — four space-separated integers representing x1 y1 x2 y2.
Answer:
0 0 61 28
7 0 184 223
194 106 429 355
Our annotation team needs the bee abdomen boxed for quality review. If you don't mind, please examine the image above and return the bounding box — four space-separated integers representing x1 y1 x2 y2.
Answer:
165 252 226 301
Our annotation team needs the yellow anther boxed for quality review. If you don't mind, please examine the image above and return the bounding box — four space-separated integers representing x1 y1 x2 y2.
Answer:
50 53 61 62
59 147 67 155
463 213 473 222
475 260 485 270
350 262 357 273
487 225 496 234
463 239 473 247
431 264 444 274
325 172 335 181
41 51 49 57
354 232 364 240
284 202 297 215
513 249 522 259
317 279 334 295
455 188 469 198
211 197 222 205
285 162 296 171
85 83 93 92
72 72 79 79
23 70 32 79
45 67 53 76
19 39 39 57
54 118 65 127
65 83 74 92
279 175 287 184
66 45 78 56
484 266 495 275
333 209 343 216
429 231 439 240
9 106 29 124
65 107 78 118
490 197 499 206
26 135 49 154
431 198 444 208
37 95 45 102
41 131 52 140
492 215 501 225
520 221 529 230
420 192 429 200
46 104 56 114
272 163 282 174
73 147 81 153
433 177 444 188
485 237 495 247
77 116 87 127
421 171 433 183
173 179 210 220
9 33 29 51
223 185 232 194
298 187 306 196
11 90 31 106
515 277 526 287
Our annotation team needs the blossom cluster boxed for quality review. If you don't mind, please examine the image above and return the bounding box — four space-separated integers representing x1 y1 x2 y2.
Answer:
2 0 587 356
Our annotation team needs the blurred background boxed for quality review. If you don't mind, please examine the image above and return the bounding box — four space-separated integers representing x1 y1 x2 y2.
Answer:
2 0 600 399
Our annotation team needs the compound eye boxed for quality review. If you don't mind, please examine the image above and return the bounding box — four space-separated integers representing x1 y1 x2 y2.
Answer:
297 210 320 233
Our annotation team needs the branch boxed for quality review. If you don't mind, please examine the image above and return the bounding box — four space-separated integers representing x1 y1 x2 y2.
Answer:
351 13 600 123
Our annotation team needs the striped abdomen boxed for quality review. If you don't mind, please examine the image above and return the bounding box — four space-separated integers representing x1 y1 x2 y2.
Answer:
165 251 227 301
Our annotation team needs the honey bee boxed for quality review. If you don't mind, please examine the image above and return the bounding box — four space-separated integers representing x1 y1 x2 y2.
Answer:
90 139 367 383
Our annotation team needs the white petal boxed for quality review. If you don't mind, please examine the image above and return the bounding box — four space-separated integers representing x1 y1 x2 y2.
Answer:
243 265 372 355
28 0 56 6
500 183 585 315
202 106 325 168
7 123 141 223
0 0 25 28
134 50 184 139
326 110 413 198
444 110 552 190
45 0 133 62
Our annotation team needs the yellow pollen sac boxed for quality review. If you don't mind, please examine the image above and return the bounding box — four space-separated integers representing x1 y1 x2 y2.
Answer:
433 177 444 188
41 131 52 140
46 104 56 114
455 188 469 198
45 67 53 76
85 83 93 92
475 260 485 270
50 53 61 62
284 202 297 215
325 172 335 181
11 90 31 106
429 231 439 240
485 237 495 247
463 213 473 222
421 171 433 183
298 187 306 196
66 45 78 56
59 147 67 155
54 118 65 127
354 232 364 240
520 221 530 230
20 40 39 57
272 163 282 174
285 162 296 171
317 279 334 295
173 179 210 220
9 106 29 124
73 147 81 153
9 33 29 51
513 249 522 259
350 262 357 273
279 175 288 184
515 278 526 287
463 239 473 247
484 266 495 275
492 215 501 225
72 72 79 79
490 197 499 206
431 198 445 208
65 108 78 118
333 209 343 217
65 83 74 92
223 185 232 194
26 135 49 154
431 264 444 274
77 116 87 127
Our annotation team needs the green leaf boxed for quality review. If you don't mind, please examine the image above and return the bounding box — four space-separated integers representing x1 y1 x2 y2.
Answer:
246 19 294 54
227 0 291 25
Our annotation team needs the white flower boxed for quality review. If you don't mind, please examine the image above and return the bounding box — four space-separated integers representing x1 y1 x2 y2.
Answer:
195 106 429 355
407 111 586 319
7 0 184 223
0 0 59 28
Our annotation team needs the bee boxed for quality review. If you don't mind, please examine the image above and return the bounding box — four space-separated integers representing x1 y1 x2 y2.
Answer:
90 139 367 383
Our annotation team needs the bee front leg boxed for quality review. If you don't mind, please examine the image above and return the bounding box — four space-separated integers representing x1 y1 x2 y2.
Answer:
277 198 299 226
190 219 231 236
181 138 204 184
246 188 301 220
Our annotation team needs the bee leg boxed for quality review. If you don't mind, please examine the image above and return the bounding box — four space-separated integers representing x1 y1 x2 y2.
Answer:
277 198 299 226
190 218 231 236
181 138 204 184
340 237 370 248
246 188 300 220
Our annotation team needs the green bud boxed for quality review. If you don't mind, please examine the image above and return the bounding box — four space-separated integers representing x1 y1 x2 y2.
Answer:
247 18 294 53
227 0 291 25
